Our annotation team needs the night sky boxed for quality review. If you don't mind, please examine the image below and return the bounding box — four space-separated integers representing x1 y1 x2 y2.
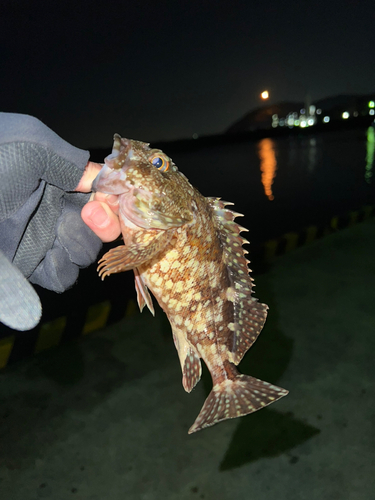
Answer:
1 0 374 148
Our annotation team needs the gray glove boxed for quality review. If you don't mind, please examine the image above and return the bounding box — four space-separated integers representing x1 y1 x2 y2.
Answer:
0 112 102 331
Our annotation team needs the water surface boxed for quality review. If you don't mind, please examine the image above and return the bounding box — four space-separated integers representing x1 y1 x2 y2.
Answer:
172 128 375 242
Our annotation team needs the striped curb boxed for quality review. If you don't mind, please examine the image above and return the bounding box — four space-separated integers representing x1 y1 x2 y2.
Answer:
261 205 375 261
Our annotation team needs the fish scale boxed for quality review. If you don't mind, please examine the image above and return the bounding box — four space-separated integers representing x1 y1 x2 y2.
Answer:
94 134 288 434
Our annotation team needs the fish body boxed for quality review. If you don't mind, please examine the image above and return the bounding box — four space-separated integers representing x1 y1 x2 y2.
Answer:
93 134 288 433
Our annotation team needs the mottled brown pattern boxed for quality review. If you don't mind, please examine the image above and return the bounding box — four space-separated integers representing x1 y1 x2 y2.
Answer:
95 135 288 433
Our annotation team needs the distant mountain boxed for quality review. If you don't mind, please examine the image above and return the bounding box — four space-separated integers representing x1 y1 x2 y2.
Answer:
226 101 304 134
314 94 371 111
226 93 375 134
313 93 375 119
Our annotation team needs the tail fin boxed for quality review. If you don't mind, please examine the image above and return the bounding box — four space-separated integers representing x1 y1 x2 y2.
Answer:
188 375 288 434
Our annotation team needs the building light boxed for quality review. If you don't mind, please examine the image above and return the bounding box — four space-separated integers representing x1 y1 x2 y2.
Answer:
294 120 300 126
323 116 330 123
272 113 279 128
369 101 375 108
370 109 375 116
316 109 322 115
300 120 307 128
307 118 315 126
309 105 316 115
342 111 349 119
353 111 359 117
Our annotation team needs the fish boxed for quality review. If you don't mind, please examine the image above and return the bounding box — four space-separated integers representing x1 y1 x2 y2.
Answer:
93 134 288 433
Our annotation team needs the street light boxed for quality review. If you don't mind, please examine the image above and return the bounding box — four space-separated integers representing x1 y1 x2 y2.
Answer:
261 90 269 100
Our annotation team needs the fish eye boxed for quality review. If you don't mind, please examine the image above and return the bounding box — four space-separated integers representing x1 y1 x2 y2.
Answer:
149 153 169 172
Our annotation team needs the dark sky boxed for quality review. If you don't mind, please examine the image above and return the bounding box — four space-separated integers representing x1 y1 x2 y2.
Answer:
1 0 374 148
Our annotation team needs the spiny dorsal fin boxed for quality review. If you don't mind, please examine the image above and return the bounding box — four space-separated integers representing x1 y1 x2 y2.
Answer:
207 197 268 364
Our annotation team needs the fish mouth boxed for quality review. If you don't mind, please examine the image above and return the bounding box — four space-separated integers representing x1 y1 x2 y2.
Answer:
92 134 133 195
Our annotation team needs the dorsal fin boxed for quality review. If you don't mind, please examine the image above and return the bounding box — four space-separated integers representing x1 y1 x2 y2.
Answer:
207 198 268 364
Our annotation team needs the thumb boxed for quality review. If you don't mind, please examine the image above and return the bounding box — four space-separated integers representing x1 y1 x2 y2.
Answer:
81 201 121 242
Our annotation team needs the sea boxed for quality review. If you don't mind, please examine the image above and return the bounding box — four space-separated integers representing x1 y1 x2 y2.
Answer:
169 126 375 244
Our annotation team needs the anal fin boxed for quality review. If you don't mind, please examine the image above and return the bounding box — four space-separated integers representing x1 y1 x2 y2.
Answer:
182 348 202 393
172 326 202 393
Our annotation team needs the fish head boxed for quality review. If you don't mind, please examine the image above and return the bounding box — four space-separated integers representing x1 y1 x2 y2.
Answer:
92 134 194 229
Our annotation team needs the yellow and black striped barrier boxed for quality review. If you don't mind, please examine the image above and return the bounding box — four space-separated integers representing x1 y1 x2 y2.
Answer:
260 204 375 262
0 204 374 369
0 297 140 369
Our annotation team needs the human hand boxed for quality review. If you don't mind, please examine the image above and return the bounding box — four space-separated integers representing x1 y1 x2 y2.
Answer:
0 113 119 331
77 162 121 243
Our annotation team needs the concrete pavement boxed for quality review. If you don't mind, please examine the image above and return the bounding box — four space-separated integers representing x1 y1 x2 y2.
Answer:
1 219 374 499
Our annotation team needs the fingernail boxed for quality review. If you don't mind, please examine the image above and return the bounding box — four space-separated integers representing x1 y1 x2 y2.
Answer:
89 206 110 228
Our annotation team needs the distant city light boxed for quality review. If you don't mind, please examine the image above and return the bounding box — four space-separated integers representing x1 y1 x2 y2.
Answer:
265 98 371 131
261 90 269 100
192 133 199 139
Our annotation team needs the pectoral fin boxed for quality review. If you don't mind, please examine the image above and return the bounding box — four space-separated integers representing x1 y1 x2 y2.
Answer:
97 229 172 279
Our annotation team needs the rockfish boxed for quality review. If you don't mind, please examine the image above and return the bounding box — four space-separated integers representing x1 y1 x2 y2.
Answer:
93 134 288 433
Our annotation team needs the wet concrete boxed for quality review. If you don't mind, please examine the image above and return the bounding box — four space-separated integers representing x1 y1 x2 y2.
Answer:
1 220 374 499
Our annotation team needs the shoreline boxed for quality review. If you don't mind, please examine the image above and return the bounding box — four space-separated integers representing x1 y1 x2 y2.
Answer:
90 115 374 160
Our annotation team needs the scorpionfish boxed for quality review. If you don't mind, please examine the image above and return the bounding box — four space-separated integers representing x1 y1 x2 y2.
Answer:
93 134 288 434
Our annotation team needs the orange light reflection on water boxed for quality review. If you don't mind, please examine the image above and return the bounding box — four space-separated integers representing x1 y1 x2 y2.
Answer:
257 138 277 201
